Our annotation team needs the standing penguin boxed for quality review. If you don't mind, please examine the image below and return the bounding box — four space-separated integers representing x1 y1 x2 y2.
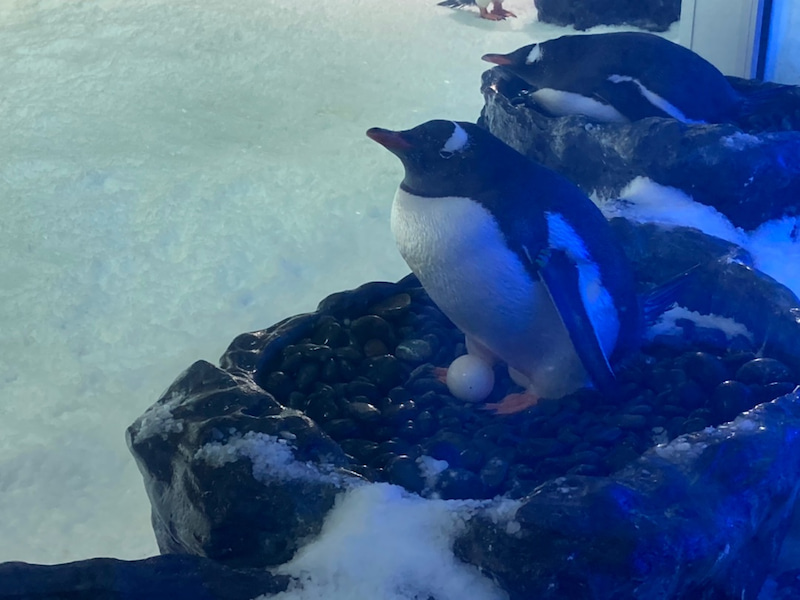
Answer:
482 32 741 124
438 0 516 21
367 120 644 413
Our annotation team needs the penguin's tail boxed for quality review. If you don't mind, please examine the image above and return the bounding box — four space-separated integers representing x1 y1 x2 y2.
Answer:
734 82 800 132
437 0 475 7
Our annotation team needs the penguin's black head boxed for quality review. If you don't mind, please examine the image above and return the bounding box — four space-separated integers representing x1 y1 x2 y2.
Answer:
366 120 524 199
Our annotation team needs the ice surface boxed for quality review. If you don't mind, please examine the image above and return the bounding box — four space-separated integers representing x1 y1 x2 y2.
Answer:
0 0 557 565
14 0 800 595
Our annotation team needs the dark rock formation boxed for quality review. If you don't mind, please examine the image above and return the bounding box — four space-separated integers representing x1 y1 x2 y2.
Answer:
0 554 289 600
123 221 800 599
453 387 800 599
533 0 680 32
126 358 364 569
479 68 800 231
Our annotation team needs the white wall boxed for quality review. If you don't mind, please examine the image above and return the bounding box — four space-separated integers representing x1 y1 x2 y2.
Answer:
680 0 765 77
763 0 800 84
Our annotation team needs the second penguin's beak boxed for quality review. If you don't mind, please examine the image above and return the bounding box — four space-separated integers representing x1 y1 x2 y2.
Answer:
366 127 413 151
481 53 513 66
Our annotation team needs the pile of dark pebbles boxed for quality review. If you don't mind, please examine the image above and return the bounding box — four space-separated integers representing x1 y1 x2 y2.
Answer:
255 285 799 501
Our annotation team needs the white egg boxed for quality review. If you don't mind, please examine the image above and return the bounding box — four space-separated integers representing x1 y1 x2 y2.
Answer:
445 354 495 402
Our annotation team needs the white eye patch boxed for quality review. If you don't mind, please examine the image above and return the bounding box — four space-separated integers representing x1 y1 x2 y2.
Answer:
525 45 542 64
440 122 469 155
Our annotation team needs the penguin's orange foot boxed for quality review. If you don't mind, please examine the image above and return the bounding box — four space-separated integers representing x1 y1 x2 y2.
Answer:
432 366 449 384
479 8 505 20
492 8 517 17
483 392 539 415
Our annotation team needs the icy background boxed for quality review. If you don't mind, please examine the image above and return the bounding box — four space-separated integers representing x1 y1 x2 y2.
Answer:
0 0 797 596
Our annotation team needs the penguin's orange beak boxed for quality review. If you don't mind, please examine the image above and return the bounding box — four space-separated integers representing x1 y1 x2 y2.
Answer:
366 127 413 151
481 53 512 66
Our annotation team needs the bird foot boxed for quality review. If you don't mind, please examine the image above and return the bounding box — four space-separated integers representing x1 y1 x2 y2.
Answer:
479 7 505 20
492 7 516 18
483 392 539 415
432 366 449 384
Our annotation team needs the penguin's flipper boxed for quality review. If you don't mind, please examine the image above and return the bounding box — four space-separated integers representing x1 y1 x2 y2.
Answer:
536 248 617 394
641 264 701 326
596 77 671 121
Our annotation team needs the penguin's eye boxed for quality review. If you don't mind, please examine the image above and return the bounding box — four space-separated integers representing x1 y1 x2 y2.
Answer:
439 150 455 159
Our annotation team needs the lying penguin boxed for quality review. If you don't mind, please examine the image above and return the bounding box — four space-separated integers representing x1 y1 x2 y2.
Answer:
438 0 516 21
367 120 690 413
482 32 741 124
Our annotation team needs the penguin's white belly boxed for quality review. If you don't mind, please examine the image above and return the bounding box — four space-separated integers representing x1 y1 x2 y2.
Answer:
530 88 629 124
391 188 589 398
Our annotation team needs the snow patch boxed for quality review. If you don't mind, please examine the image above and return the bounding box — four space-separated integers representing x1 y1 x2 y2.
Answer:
648 305 754 342
195 431 350 486
134 391 186 440
266 483 505 600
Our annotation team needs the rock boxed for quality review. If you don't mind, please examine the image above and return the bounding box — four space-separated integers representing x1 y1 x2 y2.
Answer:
479 68 800 231
453 389 800 599
126 360 363 568
0 554 290 600
533 0 680 32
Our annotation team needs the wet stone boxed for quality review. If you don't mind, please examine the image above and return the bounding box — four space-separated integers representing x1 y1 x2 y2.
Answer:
347 402 381 423
613 414 650 430
279 351 304 375
383 400 419 424
295 343 333 361
682 351 729 391
321 418 359 439
459 447 485 471
338 439 379 462
386 455 425 493
304 392 340 423
415 410 438 437
349 315 396 346
676 380 708 411
519 438 567 460
712 380 756 422
361 355 406 392
407 376 449 395
320 358 339 383
334 346 363 363
585 426 623 445
682 417 708 434
287 391 307 411
346 380 379 401
260 371 295 401
692 326 730 352
480 456 510 489
395 339 434 364
295 363 320 392
311 318 349 348
369 293 412 319
364 339 389 357
735 358 793 386
436 468 488 500
763 381 798 401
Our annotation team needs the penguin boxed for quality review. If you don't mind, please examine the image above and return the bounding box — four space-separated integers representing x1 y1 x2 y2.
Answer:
367 120 647 414
482 32 741 124
438 0 516 21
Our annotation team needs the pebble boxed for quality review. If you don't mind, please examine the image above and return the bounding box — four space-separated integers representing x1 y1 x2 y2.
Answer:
386 455 425 493
711 380 756 422
735 358 792 386
369 293 412 319
255 283 800 502
395 339 434 363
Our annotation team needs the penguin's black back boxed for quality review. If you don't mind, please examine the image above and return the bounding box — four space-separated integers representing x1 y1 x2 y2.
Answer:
513 32 740 123
454 127 643 356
